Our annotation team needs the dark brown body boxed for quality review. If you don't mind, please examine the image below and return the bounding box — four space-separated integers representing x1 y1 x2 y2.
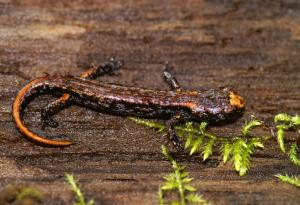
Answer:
13 75 245 146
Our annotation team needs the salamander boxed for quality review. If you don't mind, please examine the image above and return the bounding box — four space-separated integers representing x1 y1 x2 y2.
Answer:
12 58 245 149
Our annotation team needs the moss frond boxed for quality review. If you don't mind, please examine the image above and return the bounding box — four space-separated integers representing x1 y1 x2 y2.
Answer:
221 141 232 163
276 126 287 153
130 117 265 176
160 145 211 205
274 113 300 156
16 187 43 202
128 117 166 132
65 174 94 205
202 139 215 161
241 120 262 136
288 143 300 167
275 174 300 187
274 113 292 123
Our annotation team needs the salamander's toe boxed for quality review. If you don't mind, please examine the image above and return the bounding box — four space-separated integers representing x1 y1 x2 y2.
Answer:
170 133 184 152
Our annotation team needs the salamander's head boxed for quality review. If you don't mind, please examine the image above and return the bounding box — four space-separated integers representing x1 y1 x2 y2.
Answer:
183 87 245 124
227 89 245 110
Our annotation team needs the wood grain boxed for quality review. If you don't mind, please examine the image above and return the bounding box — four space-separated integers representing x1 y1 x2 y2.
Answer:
0 0 300 204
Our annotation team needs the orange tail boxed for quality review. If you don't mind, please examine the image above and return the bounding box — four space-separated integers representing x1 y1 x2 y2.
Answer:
12 77 75 146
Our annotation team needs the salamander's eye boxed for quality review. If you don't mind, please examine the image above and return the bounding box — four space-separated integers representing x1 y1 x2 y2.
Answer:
229 91 245 109
221 86 233 92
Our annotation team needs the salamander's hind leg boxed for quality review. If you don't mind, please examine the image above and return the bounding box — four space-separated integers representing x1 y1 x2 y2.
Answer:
41 95 73 129
164 113 184 151
162 63 181 92
41 57 123 128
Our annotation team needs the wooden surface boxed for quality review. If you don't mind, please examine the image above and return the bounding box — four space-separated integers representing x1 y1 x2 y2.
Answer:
0 0 300 204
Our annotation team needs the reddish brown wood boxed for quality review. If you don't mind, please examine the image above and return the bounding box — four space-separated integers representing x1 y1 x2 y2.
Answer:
0 0 300 204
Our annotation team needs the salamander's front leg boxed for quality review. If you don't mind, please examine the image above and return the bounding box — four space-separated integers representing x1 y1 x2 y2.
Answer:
41 57 122 128
162 63 181 92
164 113 184 151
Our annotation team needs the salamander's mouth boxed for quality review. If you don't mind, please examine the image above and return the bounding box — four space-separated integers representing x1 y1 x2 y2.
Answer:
229 91 245 109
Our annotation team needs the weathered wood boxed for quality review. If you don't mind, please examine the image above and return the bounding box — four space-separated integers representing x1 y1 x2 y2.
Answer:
0 0 300 204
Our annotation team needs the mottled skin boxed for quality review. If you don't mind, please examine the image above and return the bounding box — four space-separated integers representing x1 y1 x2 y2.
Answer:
12 60 245 149
43 76 243 121
41 58 122 128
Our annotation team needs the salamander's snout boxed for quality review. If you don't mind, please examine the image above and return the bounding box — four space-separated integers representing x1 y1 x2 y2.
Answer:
228 91 245 109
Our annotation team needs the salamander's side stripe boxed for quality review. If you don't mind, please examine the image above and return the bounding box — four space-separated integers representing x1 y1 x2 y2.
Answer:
12 77 75 146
